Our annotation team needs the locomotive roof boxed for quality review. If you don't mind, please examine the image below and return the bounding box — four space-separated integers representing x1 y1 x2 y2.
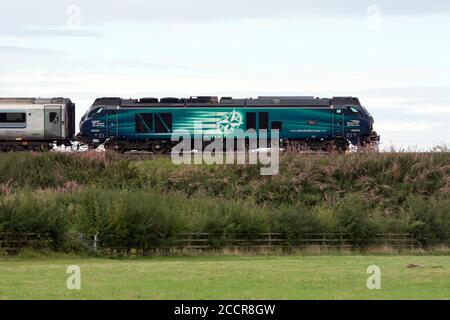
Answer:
93 96 361 108
0 97 72 105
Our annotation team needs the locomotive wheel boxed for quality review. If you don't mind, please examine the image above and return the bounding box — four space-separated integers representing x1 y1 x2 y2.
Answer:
333 141 349 154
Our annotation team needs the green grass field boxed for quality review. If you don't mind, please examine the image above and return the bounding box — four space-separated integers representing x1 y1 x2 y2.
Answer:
1 255 450 300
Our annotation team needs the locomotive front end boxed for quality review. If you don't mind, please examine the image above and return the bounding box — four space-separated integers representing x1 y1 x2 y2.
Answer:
76 98 120 147
360 106 380 148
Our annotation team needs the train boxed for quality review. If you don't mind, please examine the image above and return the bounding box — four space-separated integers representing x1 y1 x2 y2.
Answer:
0 98 76 151
1 96 379 153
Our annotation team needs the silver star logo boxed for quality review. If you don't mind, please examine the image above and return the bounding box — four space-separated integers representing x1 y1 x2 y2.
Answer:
217 109 243 135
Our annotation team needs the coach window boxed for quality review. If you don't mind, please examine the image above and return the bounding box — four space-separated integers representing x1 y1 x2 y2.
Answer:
49 112 58 123
0 112 26 123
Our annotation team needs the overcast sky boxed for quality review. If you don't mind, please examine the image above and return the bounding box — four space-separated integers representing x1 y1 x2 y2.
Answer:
1 0 449 150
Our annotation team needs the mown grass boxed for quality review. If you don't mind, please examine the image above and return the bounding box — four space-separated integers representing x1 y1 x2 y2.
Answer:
1 255 450 299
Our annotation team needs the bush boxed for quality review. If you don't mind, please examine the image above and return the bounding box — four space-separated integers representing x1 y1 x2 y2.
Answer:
74 189 184 248
406 196 450 246
1 151 450 251
198 202 270 246
271 205 324 245
335 194 377 248
0 192 69 249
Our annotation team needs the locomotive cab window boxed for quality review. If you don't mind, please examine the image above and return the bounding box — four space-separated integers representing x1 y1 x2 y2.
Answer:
348 107 360 114
89 107 104 117
0 112 26 123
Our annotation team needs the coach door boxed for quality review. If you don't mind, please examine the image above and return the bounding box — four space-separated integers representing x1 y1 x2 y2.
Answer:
332 109 345 138
44 105 62 139
106 110 119 139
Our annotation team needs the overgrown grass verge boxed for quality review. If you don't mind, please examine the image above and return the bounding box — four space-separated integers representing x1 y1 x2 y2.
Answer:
0 151 449 251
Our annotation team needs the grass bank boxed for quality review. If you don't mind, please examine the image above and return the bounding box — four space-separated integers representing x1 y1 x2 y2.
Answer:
0 152 449 249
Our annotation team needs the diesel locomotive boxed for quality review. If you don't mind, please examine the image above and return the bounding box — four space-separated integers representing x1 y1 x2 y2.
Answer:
0 98 76 151
0 95 379 152
77 96 379 153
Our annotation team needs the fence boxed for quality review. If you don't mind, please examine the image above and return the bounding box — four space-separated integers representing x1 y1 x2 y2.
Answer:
2 232 447 256
0 232 52 255
99 233 422 256
176 232 418 249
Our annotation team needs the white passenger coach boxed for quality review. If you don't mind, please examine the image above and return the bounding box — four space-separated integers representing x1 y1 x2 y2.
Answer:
0 98 75 151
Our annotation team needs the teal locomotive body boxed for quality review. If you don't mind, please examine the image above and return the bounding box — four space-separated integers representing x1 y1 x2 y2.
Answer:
77 96 379 152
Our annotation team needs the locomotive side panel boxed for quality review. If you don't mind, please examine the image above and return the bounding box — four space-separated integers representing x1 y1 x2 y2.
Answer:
265 108 333 140
77 96 378 152
81 106 339 142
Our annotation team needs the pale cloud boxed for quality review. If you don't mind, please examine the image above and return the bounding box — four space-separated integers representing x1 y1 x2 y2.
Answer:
407 106 450 115
0 1 449 149
376 121 442 133
0 27 100 38
0 45 62 56
2 0 450 30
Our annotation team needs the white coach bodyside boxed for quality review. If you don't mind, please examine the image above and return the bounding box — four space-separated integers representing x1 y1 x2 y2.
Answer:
0 103 45 139
0 98 75 145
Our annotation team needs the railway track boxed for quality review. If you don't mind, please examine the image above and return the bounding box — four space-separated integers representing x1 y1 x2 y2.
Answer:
119 150 333 161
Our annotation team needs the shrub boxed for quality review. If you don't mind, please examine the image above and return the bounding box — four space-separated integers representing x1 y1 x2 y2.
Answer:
271 205 324 245
406 196 450 246
0 192 69 249
73 189 184 248
1 151 450 251
335 194 377 248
